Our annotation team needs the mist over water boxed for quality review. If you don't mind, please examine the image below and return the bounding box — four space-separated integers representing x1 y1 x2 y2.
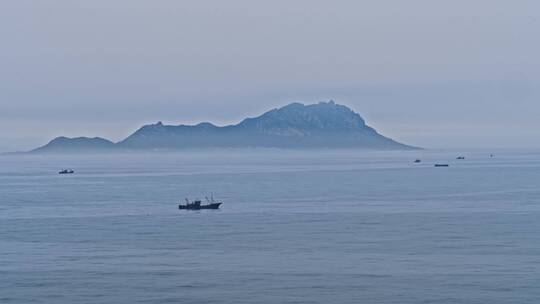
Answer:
1 149 540 303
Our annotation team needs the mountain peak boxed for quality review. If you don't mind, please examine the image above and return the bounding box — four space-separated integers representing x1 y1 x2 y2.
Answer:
239 101 367 133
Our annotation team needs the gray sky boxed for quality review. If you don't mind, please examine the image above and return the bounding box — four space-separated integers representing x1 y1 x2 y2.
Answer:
1 0 539 151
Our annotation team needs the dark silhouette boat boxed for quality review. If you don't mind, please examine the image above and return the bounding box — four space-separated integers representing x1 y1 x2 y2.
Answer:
179 196 222 210
456 156 466 160
434 164 449 167
414 159 422 163
59 169 74 174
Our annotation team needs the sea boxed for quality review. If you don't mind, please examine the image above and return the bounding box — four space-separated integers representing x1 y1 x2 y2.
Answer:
1 149 540 304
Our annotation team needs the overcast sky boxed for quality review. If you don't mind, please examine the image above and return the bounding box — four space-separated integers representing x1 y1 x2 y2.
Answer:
1 0 539 151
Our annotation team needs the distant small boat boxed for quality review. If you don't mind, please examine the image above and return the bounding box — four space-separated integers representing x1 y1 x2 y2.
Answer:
434 164 449 167
456 156 465 160
179 196 222 210
414 159 422 163
59 169 74 174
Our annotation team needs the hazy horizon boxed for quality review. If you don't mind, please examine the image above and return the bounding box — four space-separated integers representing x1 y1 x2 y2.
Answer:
2 1 540 152
3 3 540 301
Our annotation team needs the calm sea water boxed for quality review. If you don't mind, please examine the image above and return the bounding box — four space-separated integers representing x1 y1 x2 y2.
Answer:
1 149 540 304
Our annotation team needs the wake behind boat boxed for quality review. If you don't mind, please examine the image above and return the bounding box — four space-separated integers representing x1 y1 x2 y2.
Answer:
179 196 222 210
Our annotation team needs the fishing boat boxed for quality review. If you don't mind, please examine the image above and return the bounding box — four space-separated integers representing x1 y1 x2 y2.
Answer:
179 195 222 210
414 159 422 163
58 169 74 174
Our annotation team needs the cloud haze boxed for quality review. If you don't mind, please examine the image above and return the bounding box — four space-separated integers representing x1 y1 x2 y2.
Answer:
1 0 539 151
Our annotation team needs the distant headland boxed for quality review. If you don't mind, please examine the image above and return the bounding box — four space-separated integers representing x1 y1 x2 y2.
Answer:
28 101 420 153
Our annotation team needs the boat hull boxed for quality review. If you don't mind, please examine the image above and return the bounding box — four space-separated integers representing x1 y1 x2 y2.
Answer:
178 203 222 210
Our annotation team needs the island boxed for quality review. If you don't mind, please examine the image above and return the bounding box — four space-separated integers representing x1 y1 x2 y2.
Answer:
29 101 419 153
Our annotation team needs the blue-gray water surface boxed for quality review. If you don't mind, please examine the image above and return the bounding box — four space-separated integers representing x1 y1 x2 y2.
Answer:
1 149 540 303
